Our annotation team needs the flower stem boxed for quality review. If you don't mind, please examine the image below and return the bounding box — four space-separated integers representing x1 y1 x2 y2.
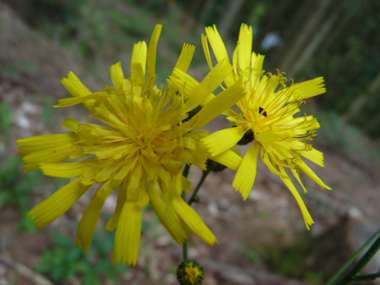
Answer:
329 227 380 285
182 241 188 261
181 165 210 262
181 164 191 262
188 170 209 206
352 271 380 281
182 164 191 178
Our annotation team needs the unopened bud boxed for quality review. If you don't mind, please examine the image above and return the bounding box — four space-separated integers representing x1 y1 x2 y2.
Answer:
176 260 204 285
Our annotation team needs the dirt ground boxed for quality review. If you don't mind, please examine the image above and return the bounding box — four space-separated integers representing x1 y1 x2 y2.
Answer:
1 2 380 284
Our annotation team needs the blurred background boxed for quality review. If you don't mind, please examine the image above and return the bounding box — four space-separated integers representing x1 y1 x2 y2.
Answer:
1 0 380 284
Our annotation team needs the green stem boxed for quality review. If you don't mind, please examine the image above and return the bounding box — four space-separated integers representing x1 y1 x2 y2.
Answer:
182 164 191 178
334 231 380 285
188 170 209 206
182 240 188 261
181 165 210 262
352 270 380 281
181 164 191 262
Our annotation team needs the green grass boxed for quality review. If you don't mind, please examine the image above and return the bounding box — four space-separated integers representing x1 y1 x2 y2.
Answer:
0 156 45 231
0 101 13 132
0 156 42 211
36 230 128 284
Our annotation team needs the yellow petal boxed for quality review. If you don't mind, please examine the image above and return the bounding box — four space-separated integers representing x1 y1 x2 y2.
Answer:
106 184 127 232
201 34 213 71
205 25 235 87
182 176 193 193
174 43 195 72
146 24 162 86
279 166 315 230
238 24 253 71
130 63 145 85
131 41 147 75
149 183 191 244
295 77 326 99
112 201 142 265
110 61 125 91
290 167 308 193
168 68 201 100
61 71 95 111
172 197 218 246
41 161 89 178
22 143 75 172
76 179 118 253
210 149 242 171
202 127 245 156
187 79 248 131
17 133 75 156
251 53 265 85
167 70 233 116
55 92 108 108
61 71 91 97
261 151 286 177
76 193 104 254
184 59 233 112
301 148 325 167
62 117 80 132
29 178 90 228
205 25 229 63
233 143 260 200
233 43 238 76
255 129 280 144
298 161 331 190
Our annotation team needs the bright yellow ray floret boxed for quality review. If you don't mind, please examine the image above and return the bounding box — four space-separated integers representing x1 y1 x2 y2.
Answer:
171 23 331 230
17 24 248 265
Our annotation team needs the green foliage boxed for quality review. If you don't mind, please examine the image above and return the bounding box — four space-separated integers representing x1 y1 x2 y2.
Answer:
41 96 57 127
0 156 43 231
305 271 324 285
315 111 380 170
2 63 19 76
247 2 270 27
0 156 41 210
0 101 13 132
72 2 155 60
36 231 128 284
17 211 37 232
17 60 37 75
241 248 260 263
19 0 88 43
108 10 154 38
264 238 308 278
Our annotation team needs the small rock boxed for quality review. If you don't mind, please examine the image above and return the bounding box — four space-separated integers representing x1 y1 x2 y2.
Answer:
348 207 362 219
248 190 263 201
165 273 176 283
208 200 219 216
16 116 30 128
156 236 171 247
219 198 231 211
21 101 39 114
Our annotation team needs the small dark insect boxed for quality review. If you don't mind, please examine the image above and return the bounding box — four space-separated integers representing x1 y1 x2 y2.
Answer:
259 107 268 117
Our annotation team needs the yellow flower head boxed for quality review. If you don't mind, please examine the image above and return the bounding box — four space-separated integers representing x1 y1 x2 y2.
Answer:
202 24 330 229
16 25 248 265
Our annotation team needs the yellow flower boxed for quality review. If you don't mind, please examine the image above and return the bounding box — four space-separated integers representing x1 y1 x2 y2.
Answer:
16 25 248 265
172 24 331 230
